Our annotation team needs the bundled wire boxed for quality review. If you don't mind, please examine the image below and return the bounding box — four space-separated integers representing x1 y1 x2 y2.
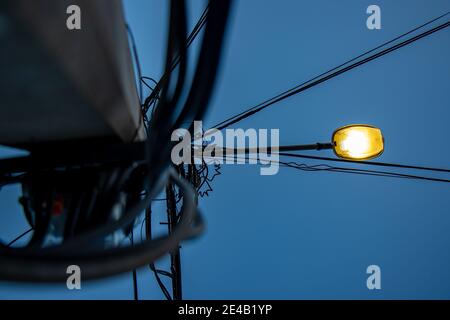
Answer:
204 154 450 184
196 161 222 197
0 0 233 282
141 4 210 120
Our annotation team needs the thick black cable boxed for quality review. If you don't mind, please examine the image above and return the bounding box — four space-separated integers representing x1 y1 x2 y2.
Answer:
0 167 203 282
149 0 188 129
142 4 210 115
0 0 232 282
173 0 232 130
48 0 226 253
143 0 190 189
145 0 232 206
131 0 190 141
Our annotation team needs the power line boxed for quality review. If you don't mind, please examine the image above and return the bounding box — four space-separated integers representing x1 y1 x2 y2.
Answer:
141 3 211 300
278 152 450 174
130 3 210 140
5 228 34 247
205 155 450 183
126 23 144 104
142 4 210 115
212 13 450 130
185 5 210 52
130 229 139 301
280 161 450 183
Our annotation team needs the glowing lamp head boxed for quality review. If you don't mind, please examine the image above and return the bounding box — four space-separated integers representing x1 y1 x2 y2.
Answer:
332 124 384 160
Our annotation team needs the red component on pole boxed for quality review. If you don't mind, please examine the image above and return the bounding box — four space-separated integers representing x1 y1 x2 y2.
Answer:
52 195 64 216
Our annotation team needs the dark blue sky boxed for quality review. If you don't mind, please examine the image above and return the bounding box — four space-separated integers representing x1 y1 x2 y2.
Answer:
1 0 450 299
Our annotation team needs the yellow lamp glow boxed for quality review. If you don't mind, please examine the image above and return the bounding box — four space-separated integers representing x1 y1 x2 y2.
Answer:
332 124 384 160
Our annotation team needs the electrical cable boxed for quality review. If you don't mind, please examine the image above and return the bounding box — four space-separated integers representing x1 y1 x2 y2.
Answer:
203 154 450 183
126 23 144 104
126 23 148 141
5 228 34 248
0 0 233 282
281 162 450 183
130 229 139 301
212 13 450 130
278 152 450 174
144 0 231 220
0 167 203 282
142 4 210 116
172 0 232 130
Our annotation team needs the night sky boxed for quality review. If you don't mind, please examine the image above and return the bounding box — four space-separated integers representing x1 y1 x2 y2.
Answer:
1 0 449 299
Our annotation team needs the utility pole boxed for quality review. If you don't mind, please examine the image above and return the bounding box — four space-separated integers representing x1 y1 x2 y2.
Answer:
166 182 183 300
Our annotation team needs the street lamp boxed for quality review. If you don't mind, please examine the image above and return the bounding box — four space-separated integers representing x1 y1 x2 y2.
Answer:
332 124 384 160
277 124 384 160
228 124 384 161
